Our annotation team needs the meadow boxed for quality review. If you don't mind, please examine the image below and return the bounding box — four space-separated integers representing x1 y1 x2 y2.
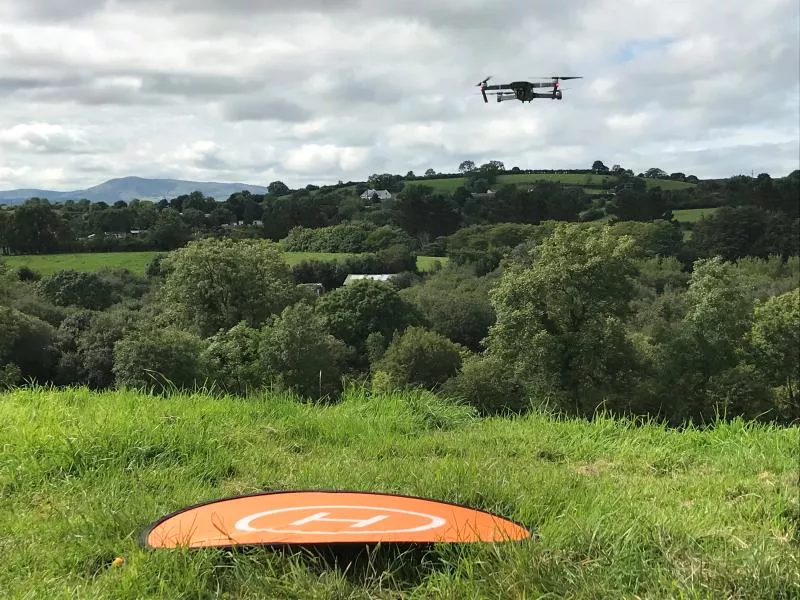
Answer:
672 207 722 223
416 173 696 193
2 251 449 276
0 386 797 599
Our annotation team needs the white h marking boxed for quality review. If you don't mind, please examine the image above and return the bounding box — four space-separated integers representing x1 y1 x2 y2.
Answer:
234 505 447 534
289 512 389 528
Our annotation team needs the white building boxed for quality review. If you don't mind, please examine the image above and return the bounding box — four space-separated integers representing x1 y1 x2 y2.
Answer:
360 189 393 201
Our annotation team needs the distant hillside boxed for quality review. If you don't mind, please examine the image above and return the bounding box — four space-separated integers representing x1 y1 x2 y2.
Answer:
0 176 269 204
406 172 697 194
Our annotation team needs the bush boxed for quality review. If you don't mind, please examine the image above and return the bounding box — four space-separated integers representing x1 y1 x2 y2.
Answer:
0 306 59 382
291 260 348 291
258 303 352 400
199 322 264 397
35 269 115 310
16 266 40 281
439 354 529 416
113 326 205 394
400 266 496 351
145 253 168 278
374 326 463 391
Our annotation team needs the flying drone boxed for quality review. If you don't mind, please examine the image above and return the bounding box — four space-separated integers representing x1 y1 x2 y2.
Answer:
476 76 582 103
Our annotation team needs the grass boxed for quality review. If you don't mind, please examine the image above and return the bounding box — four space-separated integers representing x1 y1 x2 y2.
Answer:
673 207 721 223
414 173 696 193
1 251 449 276
0 385 797 599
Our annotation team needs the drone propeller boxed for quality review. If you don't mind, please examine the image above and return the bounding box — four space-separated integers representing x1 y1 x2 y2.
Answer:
476 76 492 86
530 76 583 81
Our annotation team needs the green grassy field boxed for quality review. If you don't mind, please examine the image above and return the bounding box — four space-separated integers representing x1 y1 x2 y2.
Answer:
414 173 696 193
1 251 448 276
673 207 721 223
0 386 796 599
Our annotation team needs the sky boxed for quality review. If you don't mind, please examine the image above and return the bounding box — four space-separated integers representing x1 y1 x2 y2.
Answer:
0 0 798 191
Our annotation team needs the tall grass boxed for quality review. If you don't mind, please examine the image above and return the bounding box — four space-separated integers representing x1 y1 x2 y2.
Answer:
1 385 796 598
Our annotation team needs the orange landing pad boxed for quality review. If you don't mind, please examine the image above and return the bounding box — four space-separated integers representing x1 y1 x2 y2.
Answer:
141 490 531 548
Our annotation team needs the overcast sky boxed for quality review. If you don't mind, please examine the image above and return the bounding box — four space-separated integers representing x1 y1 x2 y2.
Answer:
1 0 798 190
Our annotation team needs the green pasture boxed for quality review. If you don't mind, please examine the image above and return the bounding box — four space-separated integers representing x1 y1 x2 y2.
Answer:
673 207 721 223
0 386 796 598
414 173 696 193
2 251 449 276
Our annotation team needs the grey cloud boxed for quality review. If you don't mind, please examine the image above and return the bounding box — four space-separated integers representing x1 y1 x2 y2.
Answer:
221 97 313 122
8 0 590 31
140 72 264 97
6 0 108 22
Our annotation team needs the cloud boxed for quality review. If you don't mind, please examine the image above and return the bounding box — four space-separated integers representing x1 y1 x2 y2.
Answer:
0 0 797 191
0 122 92 153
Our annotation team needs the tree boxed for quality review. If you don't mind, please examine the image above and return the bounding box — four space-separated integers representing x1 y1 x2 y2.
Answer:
745 288 799 407
258 302 350 400
317 279 421 359
113 326 204 394
148 208 191 250
439 353 528 416
487 160 505 171
645 167 667 179
592 160 609 174
458 160 476 174
394 184 461 238
159 238 301 337
399 266 496 351
485 223 641 414
35 270 115 310
373 326 462 391
424 168 436 177
267 181 291 196
0 305 59 382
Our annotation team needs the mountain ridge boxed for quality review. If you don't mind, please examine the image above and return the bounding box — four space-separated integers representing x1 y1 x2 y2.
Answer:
0 176 270 204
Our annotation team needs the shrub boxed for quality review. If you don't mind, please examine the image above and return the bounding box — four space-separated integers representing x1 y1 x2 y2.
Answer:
113 326 205 394
35 269 115 310
439 354 529 416
0 306 59 382
374 326 463 391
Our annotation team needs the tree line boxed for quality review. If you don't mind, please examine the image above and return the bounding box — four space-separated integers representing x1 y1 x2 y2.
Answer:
1 164 796 258
1 224 798 426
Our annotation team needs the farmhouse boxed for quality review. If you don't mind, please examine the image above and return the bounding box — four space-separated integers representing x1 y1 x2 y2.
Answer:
360 189 393 201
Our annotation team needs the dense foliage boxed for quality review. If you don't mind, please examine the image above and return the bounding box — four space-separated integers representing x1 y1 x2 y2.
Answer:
1 162 798 426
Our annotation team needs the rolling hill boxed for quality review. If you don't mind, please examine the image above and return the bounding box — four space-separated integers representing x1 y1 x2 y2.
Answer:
0 176 269 204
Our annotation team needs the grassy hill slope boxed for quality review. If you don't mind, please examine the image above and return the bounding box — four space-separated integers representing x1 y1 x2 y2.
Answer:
1 387 796 599
413 173 696 193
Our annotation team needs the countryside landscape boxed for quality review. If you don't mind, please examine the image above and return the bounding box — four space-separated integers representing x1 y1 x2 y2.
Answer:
2 0 799 595
1 160 798 598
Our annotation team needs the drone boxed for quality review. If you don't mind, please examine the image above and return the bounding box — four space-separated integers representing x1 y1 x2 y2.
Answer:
476 76 582 103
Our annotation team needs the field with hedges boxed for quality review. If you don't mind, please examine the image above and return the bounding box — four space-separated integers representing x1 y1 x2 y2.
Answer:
415 173 696 193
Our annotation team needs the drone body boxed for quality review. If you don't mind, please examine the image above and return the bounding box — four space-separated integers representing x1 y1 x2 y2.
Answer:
477 76 582 103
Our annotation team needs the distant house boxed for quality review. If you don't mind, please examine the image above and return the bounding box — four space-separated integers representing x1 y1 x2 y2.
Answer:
343 274 398 285
360 189 393 201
